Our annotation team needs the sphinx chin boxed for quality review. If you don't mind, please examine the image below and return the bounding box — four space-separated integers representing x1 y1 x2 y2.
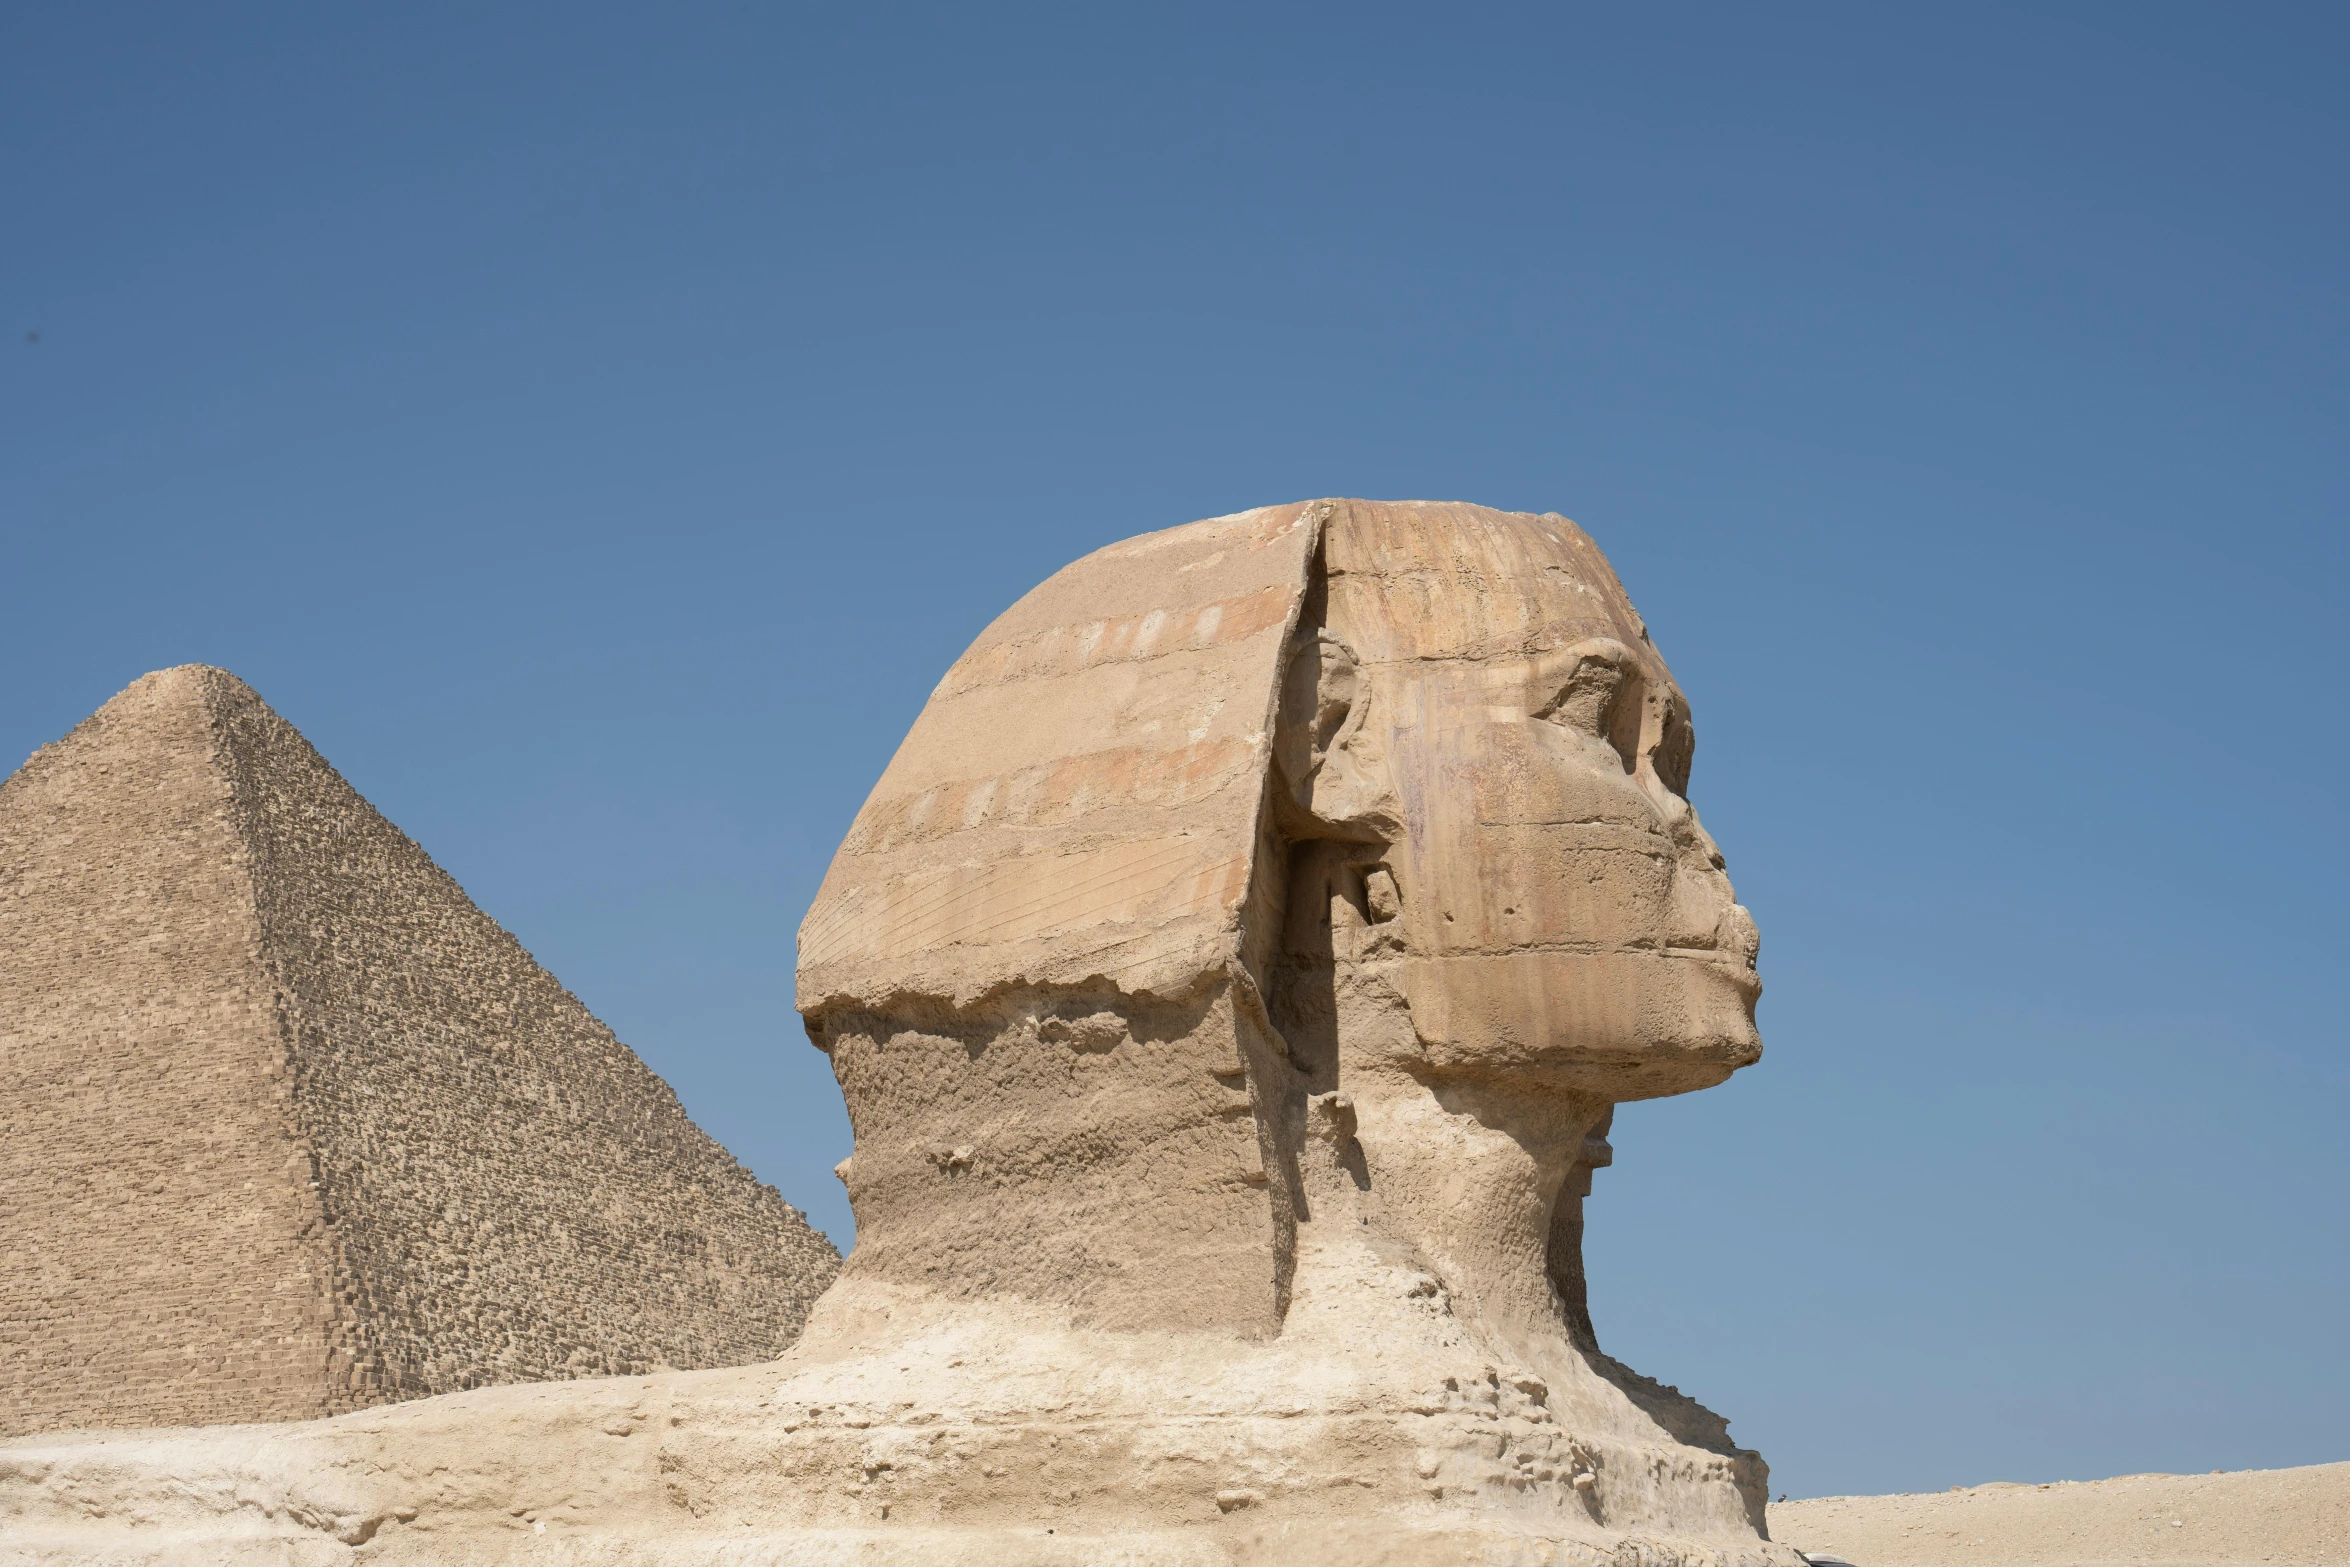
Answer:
1389 951 1762 1100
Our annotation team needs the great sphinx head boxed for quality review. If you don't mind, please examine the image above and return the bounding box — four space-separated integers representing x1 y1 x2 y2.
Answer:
797 499 1761 1361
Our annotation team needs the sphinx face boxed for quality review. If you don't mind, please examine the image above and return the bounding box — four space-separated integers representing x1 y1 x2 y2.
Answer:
1286 505 1761 1101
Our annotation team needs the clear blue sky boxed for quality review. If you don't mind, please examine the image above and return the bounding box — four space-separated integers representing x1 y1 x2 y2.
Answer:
5 3 2343 1501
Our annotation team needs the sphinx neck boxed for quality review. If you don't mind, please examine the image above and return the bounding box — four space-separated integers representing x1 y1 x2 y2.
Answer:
1335 1069 1606 1369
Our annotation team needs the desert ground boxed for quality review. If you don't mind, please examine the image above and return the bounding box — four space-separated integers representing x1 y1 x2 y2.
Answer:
1768 1459 2350 1566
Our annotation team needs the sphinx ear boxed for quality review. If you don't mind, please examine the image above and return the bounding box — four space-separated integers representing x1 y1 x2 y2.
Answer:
1274 630 1359 796
1272 628 1397 844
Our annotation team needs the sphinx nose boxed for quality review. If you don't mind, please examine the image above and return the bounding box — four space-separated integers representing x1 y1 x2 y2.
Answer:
1667 863 1735 949
1656 789 1727 872
1716 903 1760 968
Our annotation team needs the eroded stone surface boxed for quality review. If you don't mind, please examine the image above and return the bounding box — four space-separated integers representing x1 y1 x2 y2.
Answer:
782 498 1783 1560
2 502 1789 1564
0 668 840 1438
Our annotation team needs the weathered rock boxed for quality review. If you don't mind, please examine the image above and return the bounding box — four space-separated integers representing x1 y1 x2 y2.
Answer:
787 497 1782 1560
1 501 1789 1564
0 667 839 1439
1770 1461 2350 1567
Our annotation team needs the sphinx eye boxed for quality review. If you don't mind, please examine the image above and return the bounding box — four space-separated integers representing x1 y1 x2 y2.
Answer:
1537 654 1641 772
1537 655 1622 734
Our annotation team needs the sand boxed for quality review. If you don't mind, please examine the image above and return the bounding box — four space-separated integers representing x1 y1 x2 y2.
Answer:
1768 1459 2350 1566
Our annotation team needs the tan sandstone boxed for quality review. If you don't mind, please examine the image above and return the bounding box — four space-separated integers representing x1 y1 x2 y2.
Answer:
0 667 840 1438
2 501 1788 1564
1769 1460 2350 1566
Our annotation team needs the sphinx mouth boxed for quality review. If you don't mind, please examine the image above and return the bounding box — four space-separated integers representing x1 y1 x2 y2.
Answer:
1659 946 1764 999
1397 946 1766 1018
1661 943 1758 967
1413 941 1757 970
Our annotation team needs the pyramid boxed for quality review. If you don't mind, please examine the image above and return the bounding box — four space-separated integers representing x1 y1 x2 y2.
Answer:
0 667 839 1438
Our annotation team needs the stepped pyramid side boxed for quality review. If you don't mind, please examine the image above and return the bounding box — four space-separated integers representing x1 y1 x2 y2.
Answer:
203 668 842 1401
0 667 840 1437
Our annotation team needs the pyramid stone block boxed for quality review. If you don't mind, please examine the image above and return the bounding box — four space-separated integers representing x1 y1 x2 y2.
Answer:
0 666 838 1437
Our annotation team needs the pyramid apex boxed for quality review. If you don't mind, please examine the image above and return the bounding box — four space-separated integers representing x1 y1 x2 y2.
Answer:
8 666 255 781
126 662 249 690
93 664 259 717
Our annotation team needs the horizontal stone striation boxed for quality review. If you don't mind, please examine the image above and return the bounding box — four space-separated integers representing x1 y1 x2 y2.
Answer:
0 667 840 1436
